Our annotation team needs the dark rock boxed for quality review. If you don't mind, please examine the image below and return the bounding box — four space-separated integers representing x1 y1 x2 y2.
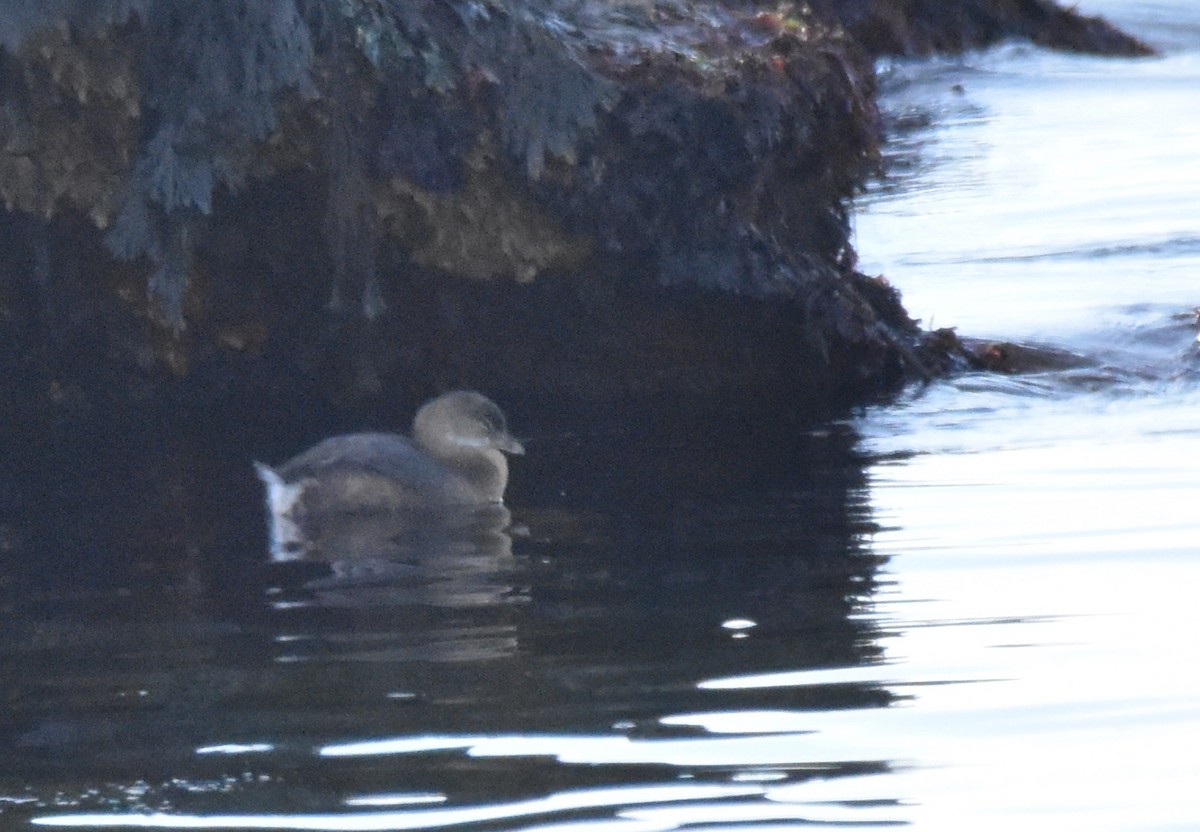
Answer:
809 0 1156 58
0 0 1145 431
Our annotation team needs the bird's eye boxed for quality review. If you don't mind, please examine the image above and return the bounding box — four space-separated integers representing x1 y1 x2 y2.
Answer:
482 407 506 434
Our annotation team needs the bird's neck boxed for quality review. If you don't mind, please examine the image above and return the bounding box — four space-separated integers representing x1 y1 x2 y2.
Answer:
422 441 508 502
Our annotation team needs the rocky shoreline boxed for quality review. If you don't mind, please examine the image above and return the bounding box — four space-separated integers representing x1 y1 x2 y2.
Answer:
0 0 1152 429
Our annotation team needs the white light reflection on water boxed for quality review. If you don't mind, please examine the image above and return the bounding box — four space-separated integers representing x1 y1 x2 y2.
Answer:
31 785 765 830
857 7 1200 342
835 1 1200 826
195 744 275 756
693 411 1200 829
848 408 1200 830
342 796 446 809
322 732 823 768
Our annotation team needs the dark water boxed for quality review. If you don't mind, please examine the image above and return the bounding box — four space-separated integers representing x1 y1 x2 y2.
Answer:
4 1 1200 829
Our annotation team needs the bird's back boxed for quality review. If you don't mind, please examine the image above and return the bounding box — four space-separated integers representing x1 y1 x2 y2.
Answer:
278 433 479 510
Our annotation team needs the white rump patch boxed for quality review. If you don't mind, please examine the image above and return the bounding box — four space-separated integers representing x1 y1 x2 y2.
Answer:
254 462 307 561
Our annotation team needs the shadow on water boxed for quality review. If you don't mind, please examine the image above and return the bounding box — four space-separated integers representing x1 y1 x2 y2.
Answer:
0 403 895 825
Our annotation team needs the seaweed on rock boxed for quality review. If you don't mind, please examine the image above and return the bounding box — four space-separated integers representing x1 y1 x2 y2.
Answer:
0 0 623 330
0 0 1147 418
323 56 384 321
1 0 318 328
487 9 620 180
107 0 315 327
530 9 880 299
352 0 620 182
